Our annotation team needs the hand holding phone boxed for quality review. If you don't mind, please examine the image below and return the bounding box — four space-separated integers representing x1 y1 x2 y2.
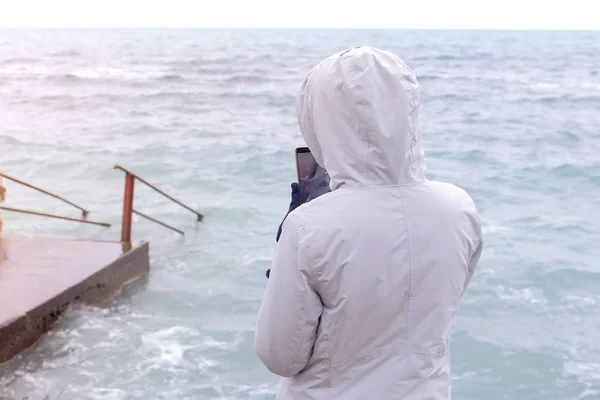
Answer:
266 147 330 279
295 147 330 204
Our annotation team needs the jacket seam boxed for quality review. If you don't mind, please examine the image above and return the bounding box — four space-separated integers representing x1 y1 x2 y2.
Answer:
295 211 320 284
409 81 418 181
306 215 332 388
330 348 409 369
398 192 413 353
288 214 305 374
365 102 372 182
332 180 427 191
293 211 329 381
330 344 447 370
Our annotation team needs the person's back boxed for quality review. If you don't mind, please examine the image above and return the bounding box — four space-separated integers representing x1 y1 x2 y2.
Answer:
255 46 482 400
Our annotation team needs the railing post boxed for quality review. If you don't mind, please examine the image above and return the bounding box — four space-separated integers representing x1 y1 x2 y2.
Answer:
121 173 135 245
114 165 204 238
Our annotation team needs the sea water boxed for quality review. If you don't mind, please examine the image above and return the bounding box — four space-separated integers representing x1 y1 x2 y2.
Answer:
0 29 599 399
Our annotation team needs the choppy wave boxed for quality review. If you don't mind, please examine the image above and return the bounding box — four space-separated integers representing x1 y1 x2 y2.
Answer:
63 67 185 82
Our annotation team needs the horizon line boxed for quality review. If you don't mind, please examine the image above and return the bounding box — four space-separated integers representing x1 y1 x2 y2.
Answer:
0 26 598 31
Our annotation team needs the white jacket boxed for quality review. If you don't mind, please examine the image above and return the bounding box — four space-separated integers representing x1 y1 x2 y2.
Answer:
255 47 483 400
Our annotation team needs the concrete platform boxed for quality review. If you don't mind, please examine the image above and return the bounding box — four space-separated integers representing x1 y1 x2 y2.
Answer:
0 237 150 363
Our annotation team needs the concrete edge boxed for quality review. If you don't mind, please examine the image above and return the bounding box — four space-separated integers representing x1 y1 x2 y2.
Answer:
0 241 150 365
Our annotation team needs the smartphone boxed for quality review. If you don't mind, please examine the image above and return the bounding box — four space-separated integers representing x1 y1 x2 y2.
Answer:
295 146 331 203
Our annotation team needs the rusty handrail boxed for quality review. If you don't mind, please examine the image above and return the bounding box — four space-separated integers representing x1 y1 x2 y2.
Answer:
114 165 203 244
114 166 204 222
0 173 89 217
133 209 184 235
0 206 111 227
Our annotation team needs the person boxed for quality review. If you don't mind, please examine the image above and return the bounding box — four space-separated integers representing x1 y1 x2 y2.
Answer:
255 46 483 399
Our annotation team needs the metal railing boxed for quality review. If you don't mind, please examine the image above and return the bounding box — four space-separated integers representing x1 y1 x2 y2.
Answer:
0 206 110 227
0 172 111 228
1 173 89 217
114 165 204 244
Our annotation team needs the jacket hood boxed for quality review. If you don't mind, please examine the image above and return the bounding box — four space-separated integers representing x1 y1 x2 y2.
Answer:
296 46 426 190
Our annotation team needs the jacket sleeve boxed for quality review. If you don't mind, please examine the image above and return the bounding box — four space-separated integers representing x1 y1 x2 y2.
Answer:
463 211 483 294
464 238 482 293
255 213 323 377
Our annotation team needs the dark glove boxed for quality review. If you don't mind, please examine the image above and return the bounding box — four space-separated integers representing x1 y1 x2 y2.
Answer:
276 182 303 242
266 182 303 279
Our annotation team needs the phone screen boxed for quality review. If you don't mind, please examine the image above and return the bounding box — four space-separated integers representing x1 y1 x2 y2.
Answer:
295 147 331 203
